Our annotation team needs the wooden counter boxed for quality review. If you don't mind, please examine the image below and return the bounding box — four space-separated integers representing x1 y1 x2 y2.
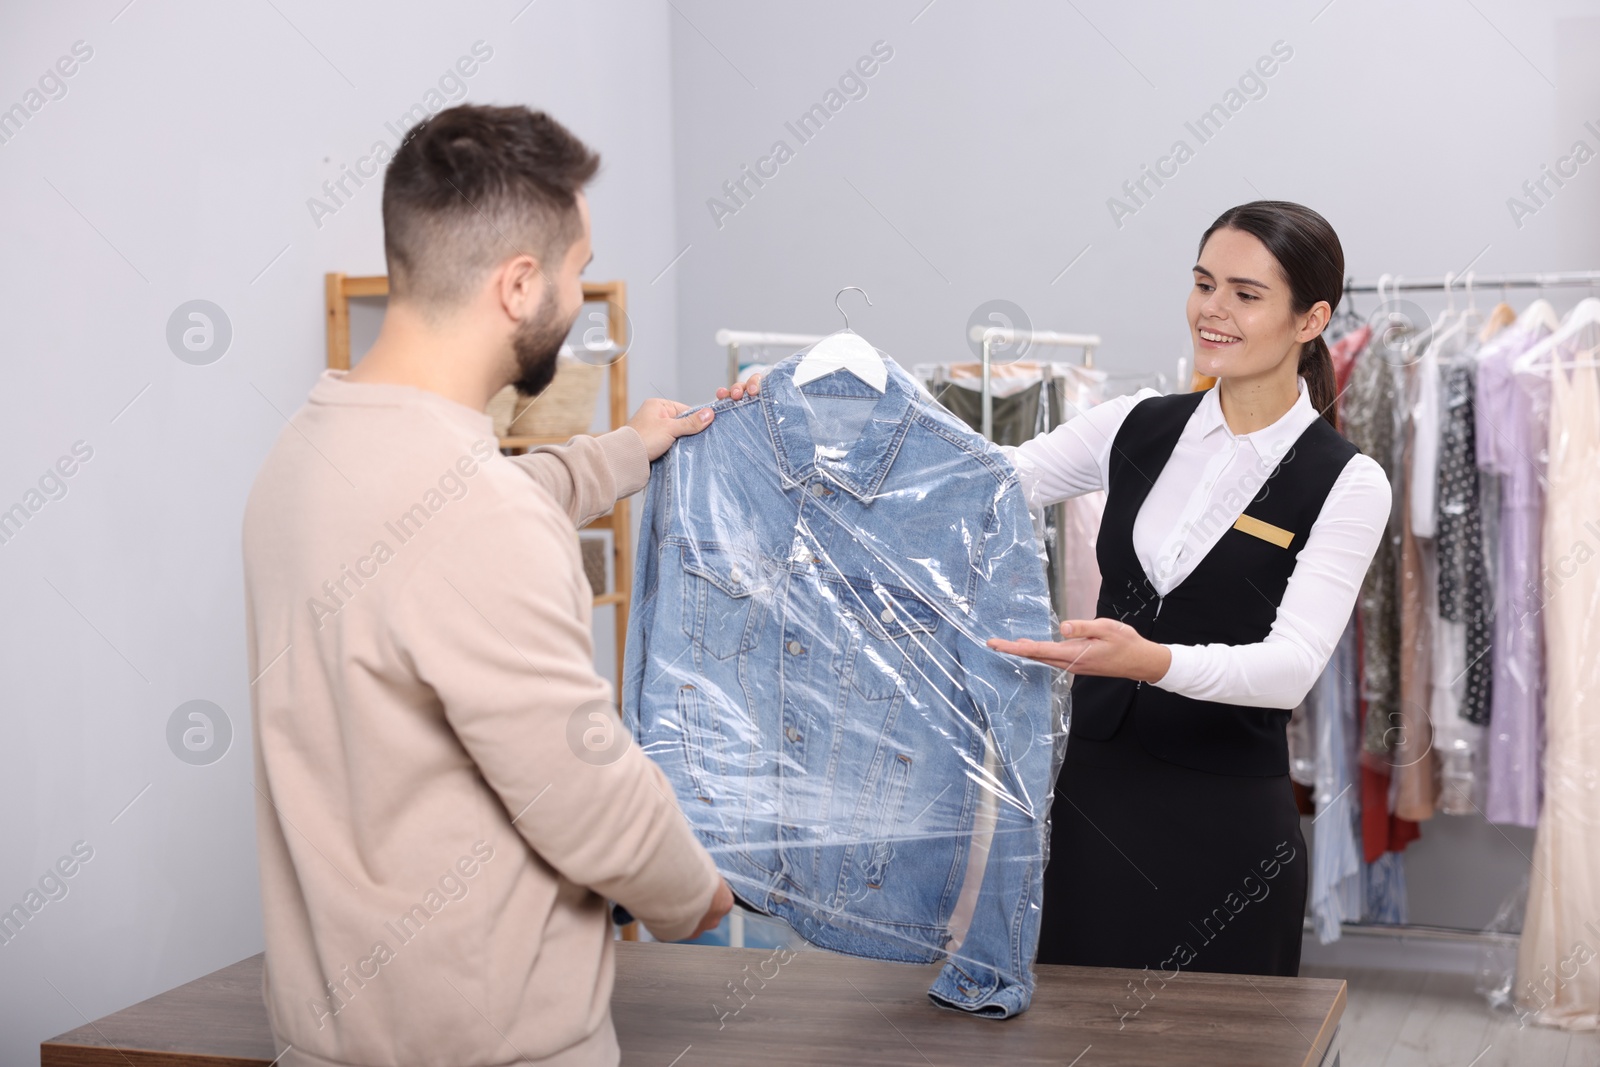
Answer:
43 941 1343 1066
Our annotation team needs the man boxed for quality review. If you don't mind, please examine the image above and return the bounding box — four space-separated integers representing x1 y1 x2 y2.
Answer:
243 105 742 1067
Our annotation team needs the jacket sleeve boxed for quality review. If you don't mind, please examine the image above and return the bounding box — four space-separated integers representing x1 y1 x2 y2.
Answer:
928 475 1058 1013
504 426 649 528
389 495 719 943
956 480 1059 802
620 455 668 732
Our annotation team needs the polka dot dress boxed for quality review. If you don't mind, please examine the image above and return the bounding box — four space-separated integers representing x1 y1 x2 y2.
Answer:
1436 359 1493 725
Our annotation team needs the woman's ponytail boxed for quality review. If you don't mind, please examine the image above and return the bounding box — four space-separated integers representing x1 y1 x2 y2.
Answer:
1299 333 1338 430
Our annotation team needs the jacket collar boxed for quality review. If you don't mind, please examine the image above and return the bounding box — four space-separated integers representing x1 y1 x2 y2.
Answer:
1185 375 1316 466
761 354 916 502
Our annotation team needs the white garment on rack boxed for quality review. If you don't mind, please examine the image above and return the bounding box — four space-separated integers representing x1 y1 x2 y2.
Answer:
1410 339 1442 537
1003 377 1391 709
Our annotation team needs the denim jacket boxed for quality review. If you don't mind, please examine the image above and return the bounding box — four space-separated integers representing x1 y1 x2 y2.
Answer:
622 349 1058 1017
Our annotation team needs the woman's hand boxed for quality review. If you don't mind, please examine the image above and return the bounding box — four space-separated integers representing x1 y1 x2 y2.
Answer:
717 372 762 401
987 618 1172 683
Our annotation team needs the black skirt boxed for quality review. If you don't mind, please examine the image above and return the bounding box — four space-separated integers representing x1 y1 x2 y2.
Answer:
1037 709 1307 976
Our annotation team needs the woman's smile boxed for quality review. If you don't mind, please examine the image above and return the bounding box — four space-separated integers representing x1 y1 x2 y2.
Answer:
1197 326 1243 347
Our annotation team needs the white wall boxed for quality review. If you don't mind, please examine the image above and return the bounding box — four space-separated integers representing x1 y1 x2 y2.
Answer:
0 1 680 1060
666 0 1600 939
668 0 1600 393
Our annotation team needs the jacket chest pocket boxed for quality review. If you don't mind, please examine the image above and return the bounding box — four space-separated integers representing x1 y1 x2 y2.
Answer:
827 577 941 701
680 544 764 660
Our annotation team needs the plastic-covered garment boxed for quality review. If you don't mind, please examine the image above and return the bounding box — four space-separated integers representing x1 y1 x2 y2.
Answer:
1342 344 1404 760
1394 403 1438 822
1475 874 1527 1014
919 361 1107 624
622 345 1066 1018
1477 313 1557 827
1515 356 1600 1031
1054 370 1107 625
1308 619 1363 944
1433 351 1491 814
1362 851 1408 925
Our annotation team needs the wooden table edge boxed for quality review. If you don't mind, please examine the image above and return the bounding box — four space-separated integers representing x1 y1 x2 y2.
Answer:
1300 978 1347 1067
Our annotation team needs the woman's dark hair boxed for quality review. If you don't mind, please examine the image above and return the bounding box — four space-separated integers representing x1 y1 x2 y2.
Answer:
1198 201 1343 430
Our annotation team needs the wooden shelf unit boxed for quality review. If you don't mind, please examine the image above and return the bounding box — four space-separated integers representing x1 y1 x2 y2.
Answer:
323 273 634 686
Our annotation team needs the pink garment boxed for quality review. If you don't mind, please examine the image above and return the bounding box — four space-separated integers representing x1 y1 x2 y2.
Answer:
1331 324 1372 398
1061 492 1104 622
1515 359 1600 1030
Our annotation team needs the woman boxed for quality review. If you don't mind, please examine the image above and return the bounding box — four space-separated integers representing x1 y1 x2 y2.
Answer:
986 200 1390 976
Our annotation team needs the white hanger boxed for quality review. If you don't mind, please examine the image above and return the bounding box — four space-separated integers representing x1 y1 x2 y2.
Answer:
792 287 888 392
1513 296 1600 373
1427 272 1479 353
1516 296 1561 333
1433 271 1459 336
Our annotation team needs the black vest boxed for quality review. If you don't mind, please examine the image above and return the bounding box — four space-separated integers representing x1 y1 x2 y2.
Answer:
1069 390 1359 776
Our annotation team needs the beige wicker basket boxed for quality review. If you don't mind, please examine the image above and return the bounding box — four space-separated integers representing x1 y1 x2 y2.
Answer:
507 354 605 438
579 535 608 596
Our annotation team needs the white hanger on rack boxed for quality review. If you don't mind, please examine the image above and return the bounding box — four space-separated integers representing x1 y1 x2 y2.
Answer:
1426 272 1479 353
1433 271 1460 336
792 287 888 392
1516 295 1561 333
1513 296 1600 373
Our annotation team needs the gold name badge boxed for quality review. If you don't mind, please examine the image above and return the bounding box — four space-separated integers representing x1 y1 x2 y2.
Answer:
1233 513 1295 548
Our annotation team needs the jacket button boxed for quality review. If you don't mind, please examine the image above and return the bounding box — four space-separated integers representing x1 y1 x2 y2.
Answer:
811 483 826 497
879 607 895 622
787 640 804 655
729 566 743 583
785 726 801 742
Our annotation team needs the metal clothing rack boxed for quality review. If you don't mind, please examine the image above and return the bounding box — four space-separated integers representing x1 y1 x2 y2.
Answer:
1343 269 1600 293
716 329 827 386
964 326 1101 441
1322 267 1600 948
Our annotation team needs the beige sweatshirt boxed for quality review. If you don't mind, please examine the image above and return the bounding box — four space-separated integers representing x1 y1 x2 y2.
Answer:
242 370 719 1067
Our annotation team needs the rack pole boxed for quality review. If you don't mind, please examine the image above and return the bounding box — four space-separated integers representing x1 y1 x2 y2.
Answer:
1344 269 1600 294
980 334 994 440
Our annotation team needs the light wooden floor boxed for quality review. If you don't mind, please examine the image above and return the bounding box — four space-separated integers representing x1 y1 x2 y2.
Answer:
1301 966 1600 1066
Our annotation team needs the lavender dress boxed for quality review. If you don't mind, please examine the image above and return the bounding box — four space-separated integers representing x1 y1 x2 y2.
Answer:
1475 319 1554 827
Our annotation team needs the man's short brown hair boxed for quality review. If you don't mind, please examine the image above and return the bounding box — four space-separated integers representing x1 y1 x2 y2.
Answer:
381 105 600 308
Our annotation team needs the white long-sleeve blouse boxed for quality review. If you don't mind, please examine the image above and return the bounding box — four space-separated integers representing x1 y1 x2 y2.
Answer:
1000 377 1391 710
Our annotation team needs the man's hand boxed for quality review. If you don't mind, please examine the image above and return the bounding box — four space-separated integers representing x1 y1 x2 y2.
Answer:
716 372 762 402
627 398 713 461
987 618 1172 683
688 877 735 939
627 374 764 461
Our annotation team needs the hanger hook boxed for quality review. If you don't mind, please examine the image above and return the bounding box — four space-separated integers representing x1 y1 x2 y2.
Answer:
834 286 872 330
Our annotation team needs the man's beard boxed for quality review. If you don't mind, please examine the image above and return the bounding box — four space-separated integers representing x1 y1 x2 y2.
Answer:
511 287 575 397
